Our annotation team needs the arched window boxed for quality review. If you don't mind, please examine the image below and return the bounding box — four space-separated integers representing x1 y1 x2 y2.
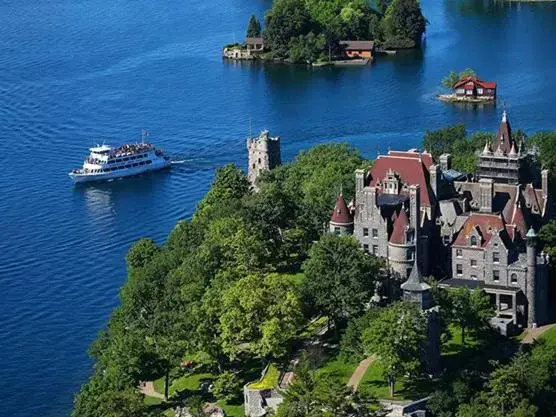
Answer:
470 235 478 247
511 273 518 284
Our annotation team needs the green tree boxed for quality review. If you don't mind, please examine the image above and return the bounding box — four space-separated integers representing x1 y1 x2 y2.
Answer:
382 0 426 48
288 32 327 63
247 15 262 38
72 376 153 417
302 234 383 330
362 301 426 397
442 69 477 89
219 273 304 360
276 360 381 416
423 124 467 160
195 163 251 219
212 371 242 402
442 71 460 89
126 238 158 269
444 288 494 345
264 0 312 59
340 307 381 363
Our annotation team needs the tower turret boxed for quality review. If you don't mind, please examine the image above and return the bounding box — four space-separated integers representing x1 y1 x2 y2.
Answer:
329 193 354 235
526 227 538 328
247 130 281 190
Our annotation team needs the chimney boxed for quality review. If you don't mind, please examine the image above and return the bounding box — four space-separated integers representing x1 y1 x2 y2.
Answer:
439 154 452 171
479 178 494 213
355 169 365 193
409 184 421 240
429 164 440 199
542 169 549 200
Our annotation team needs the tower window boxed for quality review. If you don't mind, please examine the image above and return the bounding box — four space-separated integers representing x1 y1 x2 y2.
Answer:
471 259 477 267
511 273 518 284
334 227 341 234
363 244 369 253
363 228 369 237
456 264 463 276
372 245 378 255
493 270 500 282
258 158 261 164
470 236 478 247
372 229 378 238
456 249 462 257
493 252 500 263
406 251 412 261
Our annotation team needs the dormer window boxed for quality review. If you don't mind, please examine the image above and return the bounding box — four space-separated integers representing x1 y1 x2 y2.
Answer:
470 235 478 247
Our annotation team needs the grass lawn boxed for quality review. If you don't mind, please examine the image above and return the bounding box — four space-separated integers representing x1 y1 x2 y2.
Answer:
249 363 280 389
169 372 216 397
218 400 245 417
153 376 166 395
317 357 358 384
358 360 434 401
143 395 164 406
540 325 556 345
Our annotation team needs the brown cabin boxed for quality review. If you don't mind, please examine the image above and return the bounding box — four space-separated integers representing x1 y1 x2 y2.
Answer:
339 40 375 60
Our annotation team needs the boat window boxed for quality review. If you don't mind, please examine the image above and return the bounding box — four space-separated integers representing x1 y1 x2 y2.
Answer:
123 158 129 162
139 161 145 165
116 159 122 163
133 163 138 167
130 156 136 160
146 160 152 164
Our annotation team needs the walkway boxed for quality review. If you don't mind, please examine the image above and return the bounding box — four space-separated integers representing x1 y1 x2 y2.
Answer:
521 323 555 344
347 355 376 390
139 381 165 400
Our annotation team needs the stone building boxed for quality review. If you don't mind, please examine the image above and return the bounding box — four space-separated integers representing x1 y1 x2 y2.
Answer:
247 130 281 190
335 112 551 330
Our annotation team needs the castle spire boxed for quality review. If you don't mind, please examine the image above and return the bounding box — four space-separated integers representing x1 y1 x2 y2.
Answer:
482 140 492 155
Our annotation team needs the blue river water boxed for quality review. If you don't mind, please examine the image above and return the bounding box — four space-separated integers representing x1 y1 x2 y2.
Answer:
2 0 556 416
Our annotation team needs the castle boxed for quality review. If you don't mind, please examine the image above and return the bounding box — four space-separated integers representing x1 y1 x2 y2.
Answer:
330 112 551 331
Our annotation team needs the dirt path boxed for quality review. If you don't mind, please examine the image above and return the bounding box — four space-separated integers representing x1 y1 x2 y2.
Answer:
521 323 555 344
347 355 376 390
139 381 165 399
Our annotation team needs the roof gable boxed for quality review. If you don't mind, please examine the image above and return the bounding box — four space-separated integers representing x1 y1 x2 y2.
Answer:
368 150 434 207
453 213 508 248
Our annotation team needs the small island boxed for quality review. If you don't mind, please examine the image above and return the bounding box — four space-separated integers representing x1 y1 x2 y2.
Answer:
223 0 426 65
438 69 497 103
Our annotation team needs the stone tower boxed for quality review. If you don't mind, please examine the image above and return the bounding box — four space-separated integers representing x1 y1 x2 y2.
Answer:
401 259 441 375
329 193 354 235
526 227 538 328
247 130 281 190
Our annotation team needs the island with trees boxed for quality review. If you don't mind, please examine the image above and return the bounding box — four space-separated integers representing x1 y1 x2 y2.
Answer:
223 0 427 65
72 123 556 417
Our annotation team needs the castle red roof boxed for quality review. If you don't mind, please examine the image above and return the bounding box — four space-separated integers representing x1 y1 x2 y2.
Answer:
368 150 434 207
453 213 509 248
510 202 527 237
389 208 409 245
453 77 496 90
330 194 353 225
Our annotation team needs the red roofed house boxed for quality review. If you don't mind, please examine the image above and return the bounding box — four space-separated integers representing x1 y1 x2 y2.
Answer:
453 76 496 100
339 40 375 60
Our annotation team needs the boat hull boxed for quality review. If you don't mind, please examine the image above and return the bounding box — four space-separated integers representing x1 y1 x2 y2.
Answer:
69 160 171 183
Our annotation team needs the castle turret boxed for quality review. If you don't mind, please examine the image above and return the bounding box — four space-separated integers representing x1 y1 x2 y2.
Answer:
526 227 538 328
329 193 354 235
401 258 440 374
439 153 452 172
247 130 281 190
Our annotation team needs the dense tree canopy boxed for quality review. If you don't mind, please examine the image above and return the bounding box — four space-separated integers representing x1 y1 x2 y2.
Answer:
259 0 425 63
302 234 384 330
362 301 426 397
73 144 370 416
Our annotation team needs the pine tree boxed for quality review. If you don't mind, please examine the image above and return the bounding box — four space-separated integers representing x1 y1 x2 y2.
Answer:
246 15 262 38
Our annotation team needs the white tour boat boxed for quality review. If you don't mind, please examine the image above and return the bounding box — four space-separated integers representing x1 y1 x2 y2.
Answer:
69 134 171 183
